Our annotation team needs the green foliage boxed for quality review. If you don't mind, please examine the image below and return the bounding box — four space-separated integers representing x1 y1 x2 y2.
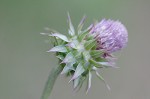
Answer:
47 45 67 53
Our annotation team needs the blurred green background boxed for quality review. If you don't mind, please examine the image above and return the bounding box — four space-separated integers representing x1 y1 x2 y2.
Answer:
0 0 150 99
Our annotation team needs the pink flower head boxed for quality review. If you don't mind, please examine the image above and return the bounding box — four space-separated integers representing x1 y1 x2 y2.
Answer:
90 19 128 53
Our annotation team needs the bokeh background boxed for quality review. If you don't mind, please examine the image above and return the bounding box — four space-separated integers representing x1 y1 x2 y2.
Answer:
0 0 150 99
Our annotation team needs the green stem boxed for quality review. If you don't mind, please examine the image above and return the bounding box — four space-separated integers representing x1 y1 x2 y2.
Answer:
41 66 63 99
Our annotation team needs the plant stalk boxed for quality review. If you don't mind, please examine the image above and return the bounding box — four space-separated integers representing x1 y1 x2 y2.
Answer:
41 66 63 99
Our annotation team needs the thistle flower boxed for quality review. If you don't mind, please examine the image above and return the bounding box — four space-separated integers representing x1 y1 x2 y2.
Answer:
41 14 128 99
90 19 128 53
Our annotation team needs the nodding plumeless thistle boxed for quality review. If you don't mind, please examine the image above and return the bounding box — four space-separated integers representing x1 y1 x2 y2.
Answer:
40 13 128 99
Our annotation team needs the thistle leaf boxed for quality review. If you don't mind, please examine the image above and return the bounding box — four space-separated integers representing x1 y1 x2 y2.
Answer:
40 32 58 45
84 39 96 50
97 62 118 68
73 77 80 89
78 31 89 42
70 63 85 81
83 51 90 61
90 50 104 58
96 71 110 91
95 57 108 62
82 24 94 34
40 32 51 36
67 39 78 49
44 27 59 33
56 55 64 60
89 59 116 68
86 71 92 94
76 76 86 92
78 15 87 34
67 12 75 36
61 52 76 64
67 42 76 49
61 63 75 74
50 33 69 42
89 59 103 68
47 45 67 53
